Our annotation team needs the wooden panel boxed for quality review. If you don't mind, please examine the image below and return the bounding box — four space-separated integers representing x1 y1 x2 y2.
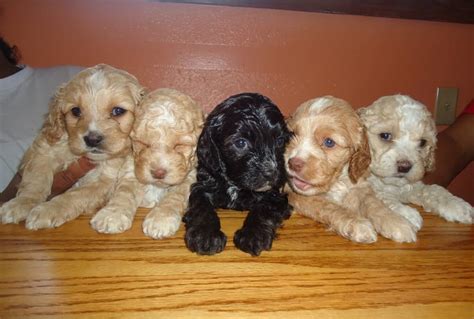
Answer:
0 208 472 318
157 0 474 24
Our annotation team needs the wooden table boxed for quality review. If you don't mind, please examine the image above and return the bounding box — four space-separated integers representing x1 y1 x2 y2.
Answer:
0 208 472 318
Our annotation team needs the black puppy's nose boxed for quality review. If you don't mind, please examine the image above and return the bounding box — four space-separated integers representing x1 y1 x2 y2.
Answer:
397 160 412 173
83 132 104 148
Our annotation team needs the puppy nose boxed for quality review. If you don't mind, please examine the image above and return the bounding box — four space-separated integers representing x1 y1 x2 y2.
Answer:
151 168 167 179
289 157 305 173
83 132 104 148
397 160 413 173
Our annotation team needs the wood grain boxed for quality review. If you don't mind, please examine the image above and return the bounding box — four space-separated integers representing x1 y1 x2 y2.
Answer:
0 208 472 318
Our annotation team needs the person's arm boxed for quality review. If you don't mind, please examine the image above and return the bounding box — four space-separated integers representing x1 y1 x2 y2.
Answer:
423 113 474 187
0 157 95 204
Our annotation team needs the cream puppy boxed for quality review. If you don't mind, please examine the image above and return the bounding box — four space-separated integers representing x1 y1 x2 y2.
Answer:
90 89 204 238
286 96 417 243
0 64 145 229
358 94 473 229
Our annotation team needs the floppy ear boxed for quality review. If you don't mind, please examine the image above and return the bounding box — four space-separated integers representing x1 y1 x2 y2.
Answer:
349 127 371 183
42 85 67 145
425 144 436 172
423 118 438 172
197 117 226 176
132 85 148 106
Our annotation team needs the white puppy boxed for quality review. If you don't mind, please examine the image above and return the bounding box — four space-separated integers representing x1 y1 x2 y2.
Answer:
358 94 473 230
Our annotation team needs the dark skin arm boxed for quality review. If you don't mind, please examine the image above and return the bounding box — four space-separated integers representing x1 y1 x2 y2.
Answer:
0 157 96 204
423 114 474 187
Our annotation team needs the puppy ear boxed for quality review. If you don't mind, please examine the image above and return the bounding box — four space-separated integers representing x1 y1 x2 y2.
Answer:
134 86 148 105
189 119 205 166
42 85 67 145
197 117 225 175
424 119 438 172
425 144 436 172
348 127 371 183
356 106 372 126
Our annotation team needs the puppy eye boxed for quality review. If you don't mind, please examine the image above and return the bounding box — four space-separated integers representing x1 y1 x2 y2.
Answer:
323 138 336 148
379 132 392 141
71 107 81 118
419 139 427 148
234 138 248 149
111 106 126 117
276 136 286 147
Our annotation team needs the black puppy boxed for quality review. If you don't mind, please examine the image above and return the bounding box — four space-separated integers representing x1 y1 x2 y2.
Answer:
183 93 292 256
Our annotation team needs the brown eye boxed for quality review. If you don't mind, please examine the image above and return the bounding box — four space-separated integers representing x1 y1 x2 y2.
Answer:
71 107 81 117
420 139 427 148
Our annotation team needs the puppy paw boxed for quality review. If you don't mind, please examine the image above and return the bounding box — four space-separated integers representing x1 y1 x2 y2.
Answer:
436 197 473 224
233 225 276 256
340 218 377 243
260 192 292 221
391 204 423 231
143 212 181 239
185 225 227 255
25 203 68 230
91 208 133 234
0 198 38 224
375 214 417 243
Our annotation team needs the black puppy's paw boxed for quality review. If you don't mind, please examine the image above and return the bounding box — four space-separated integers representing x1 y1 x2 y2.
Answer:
258 192 293 220
185 225 227 255
233 225 276 256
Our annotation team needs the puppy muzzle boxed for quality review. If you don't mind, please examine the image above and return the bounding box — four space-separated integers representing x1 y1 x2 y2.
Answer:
83 131 104 149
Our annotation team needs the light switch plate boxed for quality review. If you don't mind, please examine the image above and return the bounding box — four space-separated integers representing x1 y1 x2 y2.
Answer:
435 87 458 125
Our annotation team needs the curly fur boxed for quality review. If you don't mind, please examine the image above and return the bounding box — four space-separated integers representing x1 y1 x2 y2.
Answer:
0 64 145 229
359 94 473 229
286 96 417 243
183 93 292 256
90 88 204 238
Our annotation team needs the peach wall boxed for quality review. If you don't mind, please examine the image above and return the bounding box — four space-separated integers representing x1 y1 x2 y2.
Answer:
1 0 473 203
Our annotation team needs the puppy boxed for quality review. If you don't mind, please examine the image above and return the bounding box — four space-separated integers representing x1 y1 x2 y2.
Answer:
0 64 145 229
358 94 473 229
183 93 292 256
90 88 204 238
286 96 417 243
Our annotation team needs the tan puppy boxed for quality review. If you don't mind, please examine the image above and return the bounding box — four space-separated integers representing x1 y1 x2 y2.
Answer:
0 64 145 229
90 89 204 238
286 96 417 243
359 94 472 229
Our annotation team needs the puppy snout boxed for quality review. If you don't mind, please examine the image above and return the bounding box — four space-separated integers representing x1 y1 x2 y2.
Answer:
83 132 104 148
288 157 305 173
397 160 413 173
151 168 167 180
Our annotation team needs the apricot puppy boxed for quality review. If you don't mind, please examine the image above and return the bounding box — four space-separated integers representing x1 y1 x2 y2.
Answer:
90 88 204 238
0 64 145 229
286 96 417 243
